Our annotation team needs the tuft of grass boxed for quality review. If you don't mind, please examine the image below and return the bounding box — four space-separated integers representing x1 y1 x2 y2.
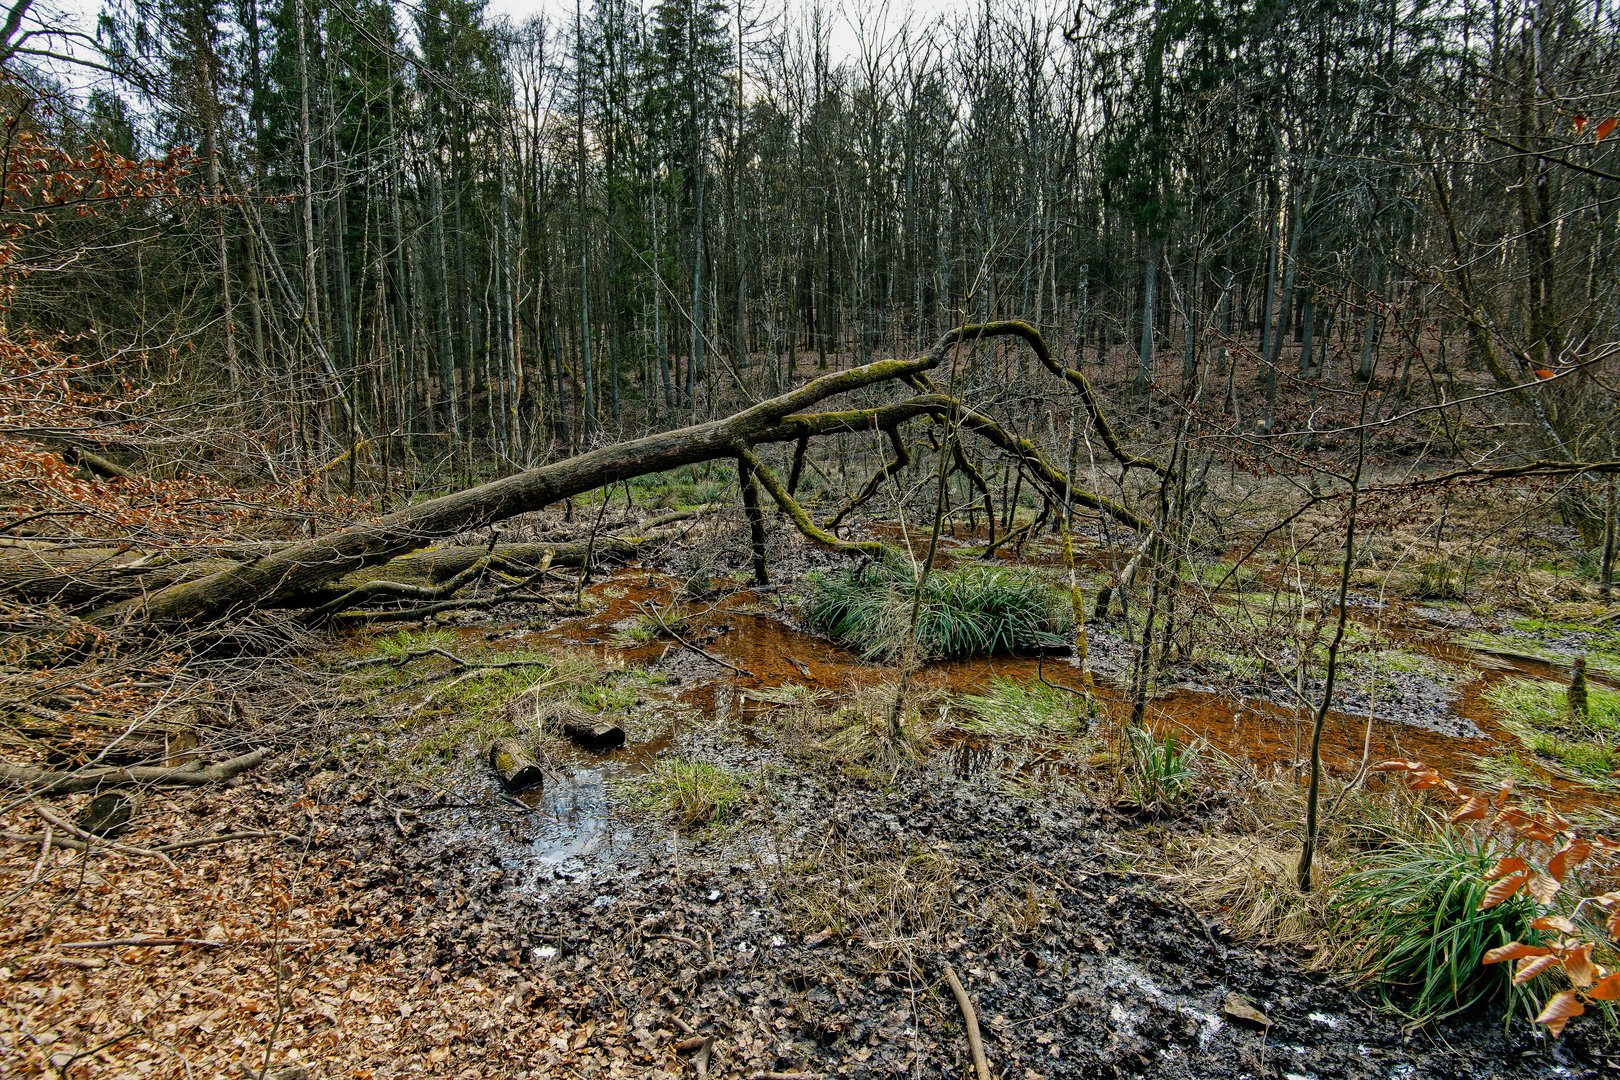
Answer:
610 602 702 647
1128 775 1427 957
1123 725 1201 808
630 758 750 831
779 841 959 957
954 677 1088 738
815 704 933 774
1466 749 1542 791
803 558 1068 661
1335 825 1545 1025
1483 676 1619 787
1414 560 1466 600
764 682 936 775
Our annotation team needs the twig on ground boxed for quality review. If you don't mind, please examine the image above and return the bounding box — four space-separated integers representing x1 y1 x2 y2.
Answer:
30 804 176 870
633 600 752 677
345 646 548 672
941 960 992 1080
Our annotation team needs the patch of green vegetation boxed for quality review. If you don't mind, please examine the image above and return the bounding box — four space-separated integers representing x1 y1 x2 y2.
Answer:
1341 646 1466 695
1459 618 1620 679
407 712 521 772
1413 560 1466 600
1466 749 1540 790
628 758 751 831
1335 825 1546 1025
610 602 701 647
583 465 731 511
1482 677 1619 787
954 677 1088 738
346 632 635 778
803 558 1069 661
1124 726 1201 809
1185 558 1260 592
743 683 829 707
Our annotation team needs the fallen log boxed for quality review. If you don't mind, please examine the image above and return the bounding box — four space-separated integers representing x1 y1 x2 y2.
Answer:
101 323 1149 628
489 738 545 792
558 716 626 751
0 748 271 796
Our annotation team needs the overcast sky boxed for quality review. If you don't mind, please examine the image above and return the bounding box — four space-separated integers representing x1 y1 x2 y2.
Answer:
33 0 1000 90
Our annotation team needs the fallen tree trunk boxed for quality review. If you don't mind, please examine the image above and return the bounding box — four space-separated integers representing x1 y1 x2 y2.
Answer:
0 748 271 795
557 715 626 751
85 323 1148 628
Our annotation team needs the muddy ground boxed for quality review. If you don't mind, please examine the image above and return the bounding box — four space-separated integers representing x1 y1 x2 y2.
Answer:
4 515 1618 1078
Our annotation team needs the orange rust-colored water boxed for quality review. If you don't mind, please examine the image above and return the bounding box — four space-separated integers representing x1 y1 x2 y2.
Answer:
472 564 1601 804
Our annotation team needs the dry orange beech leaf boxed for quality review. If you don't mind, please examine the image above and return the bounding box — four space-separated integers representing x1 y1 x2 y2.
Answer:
1533 367 1557 380
1513 954 1562 986
1596 116 1618 143
1449 794 1488 823
1481 871 1529 910
1526 873 1561 906
1392 759 1619 1037
1483 856 1527 883
1562 945 1596 988
1574 113 1588 134
1483 942 1551 964
1547 839 1591 883
1588 973 1620 1002
1535 990 1585 1038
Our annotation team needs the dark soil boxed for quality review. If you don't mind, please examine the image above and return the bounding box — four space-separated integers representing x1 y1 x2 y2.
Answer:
283 554 1618 1080
294 735 1614 1079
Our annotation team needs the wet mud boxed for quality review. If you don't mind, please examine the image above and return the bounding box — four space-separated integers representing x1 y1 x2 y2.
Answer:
314 554 1617 1076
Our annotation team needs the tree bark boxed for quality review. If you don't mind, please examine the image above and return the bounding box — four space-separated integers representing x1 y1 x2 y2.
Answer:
96 324 1146 628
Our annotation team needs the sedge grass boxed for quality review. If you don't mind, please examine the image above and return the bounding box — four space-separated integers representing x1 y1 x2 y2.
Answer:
954 676 1088 738
803 559 1068 661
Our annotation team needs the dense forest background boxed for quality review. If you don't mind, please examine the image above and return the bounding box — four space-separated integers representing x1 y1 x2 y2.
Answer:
2 0 1618 489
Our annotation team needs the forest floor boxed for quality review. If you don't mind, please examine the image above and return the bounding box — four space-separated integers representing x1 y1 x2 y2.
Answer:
4 492 1620 1078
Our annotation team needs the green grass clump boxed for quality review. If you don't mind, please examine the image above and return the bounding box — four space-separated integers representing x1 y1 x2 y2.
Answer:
743 683 829 707
804 558 1068 661
1414 560 1466 600
631 758 750 831
1335 826 1544 1025
1123 726 1201 808
611 603 701 647
590 465 730 511
1483 676 1619 786
955 677 1088 738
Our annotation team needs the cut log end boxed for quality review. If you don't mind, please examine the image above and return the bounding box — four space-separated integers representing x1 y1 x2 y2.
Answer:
489 738 544 792
559 717 626 752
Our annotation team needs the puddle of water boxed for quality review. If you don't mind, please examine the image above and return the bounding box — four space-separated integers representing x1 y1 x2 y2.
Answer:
412 559 1611 875
488 567 1576 787
499 766 634 871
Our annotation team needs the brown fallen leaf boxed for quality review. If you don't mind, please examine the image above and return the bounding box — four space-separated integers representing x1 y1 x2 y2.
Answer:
1221 993 1273 1030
